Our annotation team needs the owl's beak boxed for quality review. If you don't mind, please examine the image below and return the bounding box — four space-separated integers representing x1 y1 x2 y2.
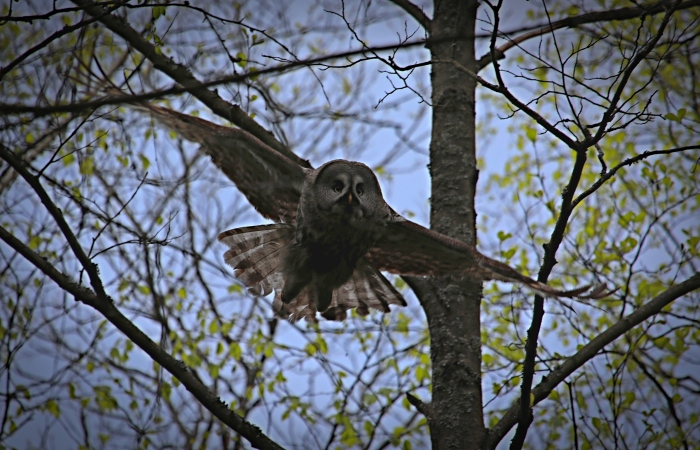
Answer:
347 193 353 204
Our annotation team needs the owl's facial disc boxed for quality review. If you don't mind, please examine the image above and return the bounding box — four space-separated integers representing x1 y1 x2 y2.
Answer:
327 175 369 219
314 161 379 222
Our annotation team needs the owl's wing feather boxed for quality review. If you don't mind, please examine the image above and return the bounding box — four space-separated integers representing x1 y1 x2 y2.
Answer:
218 224 295 296
134 103 309 222
367 217 612 299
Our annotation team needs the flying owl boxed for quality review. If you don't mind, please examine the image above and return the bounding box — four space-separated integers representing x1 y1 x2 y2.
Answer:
133 102 610 322
218 160 405 322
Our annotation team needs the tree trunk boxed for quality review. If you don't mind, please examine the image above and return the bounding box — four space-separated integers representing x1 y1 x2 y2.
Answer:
418 1 485 449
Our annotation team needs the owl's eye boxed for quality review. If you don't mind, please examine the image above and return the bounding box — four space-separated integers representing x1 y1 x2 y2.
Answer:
356 184 364 197
332 181 343 193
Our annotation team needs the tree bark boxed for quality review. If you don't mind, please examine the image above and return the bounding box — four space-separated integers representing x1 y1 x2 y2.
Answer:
422 1 485 448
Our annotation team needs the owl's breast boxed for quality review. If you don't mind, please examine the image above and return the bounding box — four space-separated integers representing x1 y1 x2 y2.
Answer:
296 212 384 270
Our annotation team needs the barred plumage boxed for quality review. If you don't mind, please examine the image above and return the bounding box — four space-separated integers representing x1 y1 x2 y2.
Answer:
218 223 405 322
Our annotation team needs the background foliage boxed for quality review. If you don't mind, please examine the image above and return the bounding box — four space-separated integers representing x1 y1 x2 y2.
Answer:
1 1 698 449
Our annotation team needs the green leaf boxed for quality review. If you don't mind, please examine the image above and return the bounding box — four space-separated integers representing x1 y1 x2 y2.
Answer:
497 231 512 242
161 382 171 401
236 52 247 68
18 385 30 400
340 418 359 445
139 154 150 170
152 5 165 19
62 153 75 166
525 128 537 142
416 366 428 383
28 236 41 250
79 157 94 175
364 420 374 436
501 247 516 259
117 279 130 292
45 399 60 418
229 342 242 359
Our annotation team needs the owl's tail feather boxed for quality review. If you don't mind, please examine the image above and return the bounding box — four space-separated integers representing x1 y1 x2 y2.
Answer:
272 260 406 323
273 288 316 323
218 224 294 297
321 259 407 322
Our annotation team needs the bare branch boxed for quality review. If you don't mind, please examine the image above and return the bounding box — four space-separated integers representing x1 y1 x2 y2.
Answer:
509 148 589 449
0 1 120 22
388 0 431 31
476 0 700 71
406 392 431 418
572 145 700 208
444 59 579 149
0 2 127 81
487 272 700 449
0 164 286 450
70 0 298 164
0 144 108 299
0 40 427 123
588 0 683 145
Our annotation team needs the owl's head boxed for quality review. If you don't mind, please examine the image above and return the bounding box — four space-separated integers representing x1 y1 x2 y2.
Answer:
313 160 382 221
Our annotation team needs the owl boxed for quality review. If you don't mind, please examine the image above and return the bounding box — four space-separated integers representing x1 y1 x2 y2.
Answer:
135 102 611 322
218 160 404 322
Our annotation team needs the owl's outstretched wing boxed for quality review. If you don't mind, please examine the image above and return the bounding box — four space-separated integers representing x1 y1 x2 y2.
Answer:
366 216 612 299
138 104 610 300
132 103 308 222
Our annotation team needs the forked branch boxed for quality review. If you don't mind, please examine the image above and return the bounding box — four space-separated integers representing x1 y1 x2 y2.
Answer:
486 272 700 449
